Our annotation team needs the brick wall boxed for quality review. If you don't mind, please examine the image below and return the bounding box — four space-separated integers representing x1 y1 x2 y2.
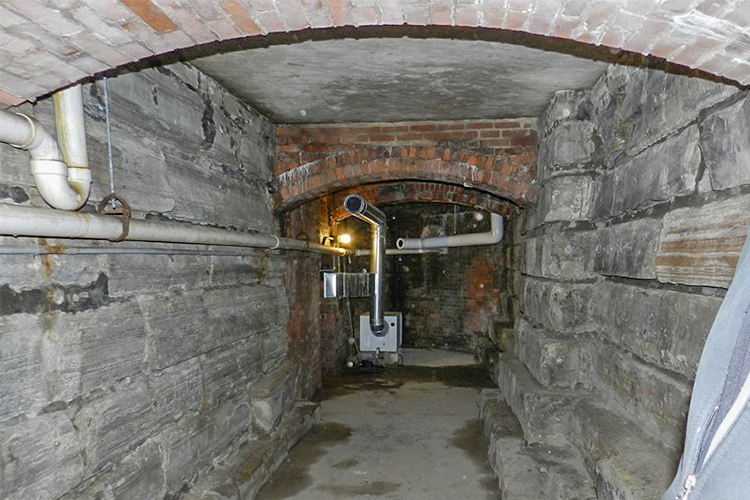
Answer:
2 1 750 107
273 119 538 209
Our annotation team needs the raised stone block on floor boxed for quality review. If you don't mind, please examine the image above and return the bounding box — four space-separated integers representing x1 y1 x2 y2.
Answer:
574 400 679 500
183 401 320 500
251 362 297 435
480 390 596 500
494 353 588 444
514 319 592 390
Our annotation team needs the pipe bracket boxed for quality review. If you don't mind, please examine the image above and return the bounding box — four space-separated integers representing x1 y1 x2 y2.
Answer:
97 193 131 242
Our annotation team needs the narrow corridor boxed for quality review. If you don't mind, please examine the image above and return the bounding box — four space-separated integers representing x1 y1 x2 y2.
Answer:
256 350 500 500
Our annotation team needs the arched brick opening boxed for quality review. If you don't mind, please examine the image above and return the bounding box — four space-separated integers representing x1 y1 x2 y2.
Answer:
325 181 515 222
1 1 749 107
273 119 537 210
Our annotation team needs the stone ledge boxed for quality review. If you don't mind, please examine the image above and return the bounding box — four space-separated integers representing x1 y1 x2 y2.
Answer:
479 389 597 500
494 353 589 444
183 401 321 500
514 319 593 390
573 400 679 500
250 362 297 434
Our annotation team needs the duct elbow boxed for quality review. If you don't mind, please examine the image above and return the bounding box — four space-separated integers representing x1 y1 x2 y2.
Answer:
488 213 504 244
31 160 91 211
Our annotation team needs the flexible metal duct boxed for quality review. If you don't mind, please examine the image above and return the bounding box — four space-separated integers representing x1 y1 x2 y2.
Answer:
344 194 388 335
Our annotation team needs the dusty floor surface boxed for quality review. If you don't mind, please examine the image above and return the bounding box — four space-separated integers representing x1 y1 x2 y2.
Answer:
256 349 500 500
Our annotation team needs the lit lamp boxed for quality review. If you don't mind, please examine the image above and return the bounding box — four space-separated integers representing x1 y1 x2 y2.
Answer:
337 233 352 246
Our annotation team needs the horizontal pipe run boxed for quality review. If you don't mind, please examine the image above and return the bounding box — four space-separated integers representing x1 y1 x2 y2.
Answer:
354 248 447 256
0 203 349 256
0 246 271 257
396 213 504 250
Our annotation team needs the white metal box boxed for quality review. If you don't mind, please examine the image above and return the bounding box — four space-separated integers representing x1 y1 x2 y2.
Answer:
359 312 402 353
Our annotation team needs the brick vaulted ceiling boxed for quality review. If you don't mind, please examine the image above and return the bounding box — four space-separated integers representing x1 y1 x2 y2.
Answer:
1 0 750 111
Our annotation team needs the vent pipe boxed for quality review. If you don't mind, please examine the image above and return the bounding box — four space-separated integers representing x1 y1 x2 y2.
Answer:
0 84 92 210
344 194 388 336
396 213 504 250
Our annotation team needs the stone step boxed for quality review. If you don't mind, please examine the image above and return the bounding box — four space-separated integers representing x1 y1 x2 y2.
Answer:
479 389 597 500
495 353 589 444
183 401 321 500
572 399 680 500
514 318 592 390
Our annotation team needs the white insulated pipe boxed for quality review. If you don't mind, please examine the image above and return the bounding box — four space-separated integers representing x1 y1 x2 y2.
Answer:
0 85 92 211
0 203 349 256
354 248 447 256
396 213 504 250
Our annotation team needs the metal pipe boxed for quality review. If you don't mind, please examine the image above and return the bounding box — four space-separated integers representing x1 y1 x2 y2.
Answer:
0 203 349 256
344 194 387 335
396 213 504 250
354 248 447 256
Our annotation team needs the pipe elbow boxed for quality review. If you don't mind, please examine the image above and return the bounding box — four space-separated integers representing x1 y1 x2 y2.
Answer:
31 160 91 210
488 214 504 244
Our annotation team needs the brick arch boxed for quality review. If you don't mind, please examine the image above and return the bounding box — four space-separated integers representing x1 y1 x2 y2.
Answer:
1 1 749 107
272 143 536 210
325 181 516 222
272 119 538 211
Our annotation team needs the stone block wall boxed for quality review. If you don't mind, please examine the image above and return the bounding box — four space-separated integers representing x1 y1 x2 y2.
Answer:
502 62 748 497
0 63 296 500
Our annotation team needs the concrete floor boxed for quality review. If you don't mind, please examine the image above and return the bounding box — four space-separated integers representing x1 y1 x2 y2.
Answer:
256 350 499 500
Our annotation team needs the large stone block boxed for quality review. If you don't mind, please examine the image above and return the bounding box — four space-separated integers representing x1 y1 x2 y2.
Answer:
595 217 662 279
200 335 262 407
0 412 85 500
595 125 701 218
594 346 691 449
592 281 721 379
75 379 157 473
261 326 289 372
0 313 46 422
107 253 211 296
592 64 737 159
59 441 165 500
514 319 592 389
574 400 679 500
149 357 203 425
701 95 750 191
539 121 596 175
539 89 593 134
538 175 595 224
522 278 594 333
139 290 210 370
250 362 296 435
158 416 214 493
525 229 597 280
656 194 750 288
53 303 147 397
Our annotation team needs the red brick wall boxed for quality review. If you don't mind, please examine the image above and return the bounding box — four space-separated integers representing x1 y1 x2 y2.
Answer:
273 119 538 210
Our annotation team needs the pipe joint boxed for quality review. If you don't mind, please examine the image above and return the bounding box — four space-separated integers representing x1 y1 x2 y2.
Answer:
30 160 91 211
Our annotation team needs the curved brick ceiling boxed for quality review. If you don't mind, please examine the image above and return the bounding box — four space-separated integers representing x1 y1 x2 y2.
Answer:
0 0 748 108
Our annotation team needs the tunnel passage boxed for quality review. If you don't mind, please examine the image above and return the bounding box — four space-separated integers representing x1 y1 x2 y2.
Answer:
2 2 750 500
